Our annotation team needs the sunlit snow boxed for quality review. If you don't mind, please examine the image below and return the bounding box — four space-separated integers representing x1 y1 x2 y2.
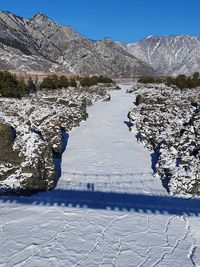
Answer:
0 84 200 266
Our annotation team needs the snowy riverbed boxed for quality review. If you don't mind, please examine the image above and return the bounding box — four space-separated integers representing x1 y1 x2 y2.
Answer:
0 84 200 266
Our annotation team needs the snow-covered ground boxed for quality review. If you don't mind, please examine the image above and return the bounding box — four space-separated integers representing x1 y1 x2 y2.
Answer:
0 84 200 266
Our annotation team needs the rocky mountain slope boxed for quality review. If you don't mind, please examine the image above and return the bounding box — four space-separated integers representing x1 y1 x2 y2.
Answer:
126 35 200 76
0 11 155 77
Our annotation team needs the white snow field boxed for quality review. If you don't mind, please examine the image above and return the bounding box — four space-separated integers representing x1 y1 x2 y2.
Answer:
0 84 200 266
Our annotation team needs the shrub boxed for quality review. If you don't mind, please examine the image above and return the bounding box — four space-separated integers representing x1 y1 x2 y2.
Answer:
138 76 164 84
68 77 77 87
79 75 114 87
40 75 78 89
40 74 60 89
26 77 36 93
139 73 200 89
98 75 114 84
59 75 69 88
0 71 25 98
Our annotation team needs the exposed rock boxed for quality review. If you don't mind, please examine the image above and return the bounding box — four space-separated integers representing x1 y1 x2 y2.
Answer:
0 123 21 164
135 94 145 105
126 88 134 93
0 122 22 181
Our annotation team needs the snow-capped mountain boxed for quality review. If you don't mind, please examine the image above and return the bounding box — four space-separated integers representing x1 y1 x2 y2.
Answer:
0 11 155 77
126 35 200 76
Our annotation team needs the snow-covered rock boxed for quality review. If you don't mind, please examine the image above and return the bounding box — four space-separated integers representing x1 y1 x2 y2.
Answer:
0 84 115 194
128 83 200 195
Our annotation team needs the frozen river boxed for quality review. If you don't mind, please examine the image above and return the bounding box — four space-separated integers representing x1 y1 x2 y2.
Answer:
0 84 200 266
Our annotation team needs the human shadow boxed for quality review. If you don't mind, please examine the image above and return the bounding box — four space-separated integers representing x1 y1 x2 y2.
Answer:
1 188 200 217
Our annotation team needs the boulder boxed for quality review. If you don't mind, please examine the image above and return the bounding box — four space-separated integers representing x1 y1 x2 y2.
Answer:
135 94 145 105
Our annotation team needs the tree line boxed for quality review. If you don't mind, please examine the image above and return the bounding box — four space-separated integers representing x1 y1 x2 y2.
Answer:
0 71 114 98
40 75 114 90
40 75 77 89
78 75 114 87
138 72 200 89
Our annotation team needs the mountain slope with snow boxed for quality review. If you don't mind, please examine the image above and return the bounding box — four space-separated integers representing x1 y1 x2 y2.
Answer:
0 11 156 77
126 35 200 76
1 11 200 76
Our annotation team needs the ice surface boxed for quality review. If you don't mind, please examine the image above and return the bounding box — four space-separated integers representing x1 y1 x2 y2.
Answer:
0 84 200 266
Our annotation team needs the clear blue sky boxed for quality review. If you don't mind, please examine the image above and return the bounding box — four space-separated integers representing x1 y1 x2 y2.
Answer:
1 0 200 42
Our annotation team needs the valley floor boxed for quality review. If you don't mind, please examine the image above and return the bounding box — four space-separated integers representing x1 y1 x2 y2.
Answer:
0 84 200 266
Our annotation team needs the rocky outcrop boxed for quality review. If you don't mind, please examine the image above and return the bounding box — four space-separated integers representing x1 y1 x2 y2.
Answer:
0 122 23 183
0 84 116 194
0 11 156 77
128 83 200 196
0 123 21 165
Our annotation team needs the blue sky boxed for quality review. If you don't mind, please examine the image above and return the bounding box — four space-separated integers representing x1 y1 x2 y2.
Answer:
1 0 200 42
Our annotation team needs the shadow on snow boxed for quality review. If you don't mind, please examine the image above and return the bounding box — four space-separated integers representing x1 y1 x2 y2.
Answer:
1 188 200 217
1 119 198 217
53 128 69 183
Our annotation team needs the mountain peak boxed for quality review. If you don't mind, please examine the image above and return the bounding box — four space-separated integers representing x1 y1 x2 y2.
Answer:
101 37 113 45
31 12 49 21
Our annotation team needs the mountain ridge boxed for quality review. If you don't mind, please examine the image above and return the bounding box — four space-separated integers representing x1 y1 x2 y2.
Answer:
0 11 199 77
125 35 200 76
0 11 156 77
